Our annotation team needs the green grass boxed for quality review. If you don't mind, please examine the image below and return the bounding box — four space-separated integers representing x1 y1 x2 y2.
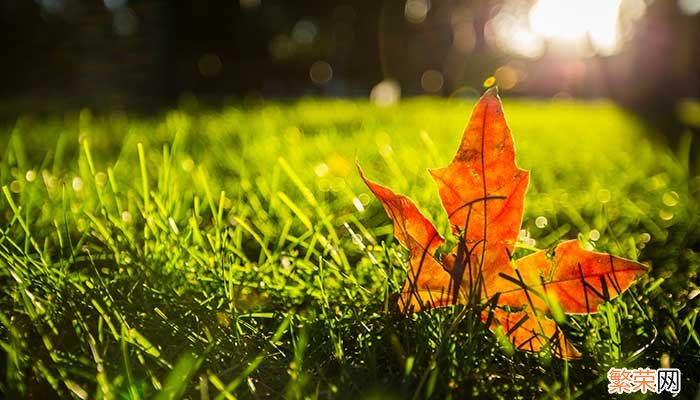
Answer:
1 97 698 399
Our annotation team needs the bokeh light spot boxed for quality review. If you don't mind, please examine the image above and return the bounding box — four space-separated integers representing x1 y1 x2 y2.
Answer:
662 191 679 207
358 193 371 205
659 209 674 221
292 20 318 45
10 180 21 193
72 177 84 192
370 79 401 106
640 233 651 243
450 86 479 99
310 61 333 85
420 69 444 93
95 172 107 186
198 54 222 78
494 66 518 90
314 163 329 177
405 0 430 24
269 35 293 60
535 216 548 229
597 189 611 203
181 158 194 172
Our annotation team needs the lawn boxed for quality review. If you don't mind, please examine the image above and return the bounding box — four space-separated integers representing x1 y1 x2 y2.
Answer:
1 97 698 399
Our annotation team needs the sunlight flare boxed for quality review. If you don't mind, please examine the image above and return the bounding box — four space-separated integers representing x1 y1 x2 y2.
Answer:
529 0 623 55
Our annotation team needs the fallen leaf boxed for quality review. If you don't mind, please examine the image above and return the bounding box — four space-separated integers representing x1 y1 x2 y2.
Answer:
358 87 648 359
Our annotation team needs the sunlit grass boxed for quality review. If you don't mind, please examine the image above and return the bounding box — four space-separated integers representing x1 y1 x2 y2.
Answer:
1 97 698 398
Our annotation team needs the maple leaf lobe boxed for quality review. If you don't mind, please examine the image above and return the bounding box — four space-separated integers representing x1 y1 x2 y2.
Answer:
497 240 649 314
357 163 455 311
429 87 529 300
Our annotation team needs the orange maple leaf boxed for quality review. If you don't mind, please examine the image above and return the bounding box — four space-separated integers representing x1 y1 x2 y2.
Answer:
358 87 648 359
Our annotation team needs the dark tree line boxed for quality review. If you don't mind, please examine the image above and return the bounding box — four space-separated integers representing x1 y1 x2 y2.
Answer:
0 0 698 146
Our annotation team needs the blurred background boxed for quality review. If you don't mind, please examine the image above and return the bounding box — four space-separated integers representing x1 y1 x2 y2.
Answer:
1 0 699 140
